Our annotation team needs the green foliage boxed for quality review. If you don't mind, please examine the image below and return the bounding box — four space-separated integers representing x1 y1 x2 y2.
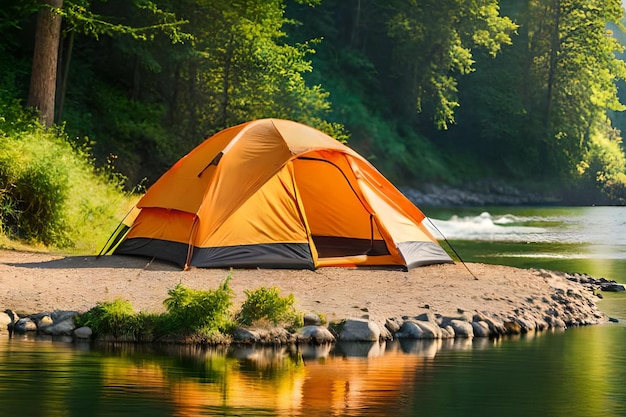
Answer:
576 122 626 203
237 286 303 329
162 277 235 334
62 0 192 43
75 299 139 338
0 98 134 252
0 138 70 246
523 0 626 178
386 0 517 129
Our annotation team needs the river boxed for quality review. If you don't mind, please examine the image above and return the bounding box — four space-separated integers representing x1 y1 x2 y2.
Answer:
0 206 625 416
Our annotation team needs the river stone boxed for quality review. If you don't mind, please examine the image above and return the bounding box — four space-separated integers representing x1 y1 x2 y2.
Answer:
303 312 322 326
52 310 79 322
397 321 424 339
36 315 54 330
415 320 443 339
14 317 37 334
0 311 13 331
441 325 455 339
504 320 522 334
483 316 507 336
334 319 381 342
74 326 93 339
415 312 441 325
298 325 335 343
514 316 536 332
449 320 474 338
232 327 261 343
471 321 490 337
385 317 403 334
601 283 625 292
42 319 76 336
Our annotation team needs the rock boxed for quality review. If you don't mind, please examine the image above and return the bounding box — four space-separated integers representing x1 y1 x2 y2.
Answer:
303 312 322 326
415 312 441 325
0 311 14 332
514 316 536 333
14 317 37 334
471 321 490 337
36 315 54 330
74 326 93 339
255 327 294 344
51 310 79 322
503 320 522 334
418 320 443 338
332 319 381 342
375 320 393 341
448 320 474 338
601 283 625 292
42 319 76 336
385 317 403 334
408 319 442 339
441 325 455 339
297 326 335 343
483 316 507 336
232 327 261 343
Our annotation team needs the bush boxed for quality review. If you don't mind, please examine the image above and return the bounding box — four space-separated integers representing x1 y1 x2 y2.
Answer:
162 277 235 335
0 99 134 252
237 286 303 329
75 299 139 339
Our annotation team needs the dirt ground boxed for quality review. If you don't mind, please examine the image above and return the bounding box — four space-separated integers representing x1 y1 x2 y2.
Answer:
0 249 594 324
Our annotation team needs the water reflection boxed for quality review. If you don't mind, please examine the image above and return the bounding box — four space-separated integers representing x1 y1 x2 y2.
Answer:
0 330 587 417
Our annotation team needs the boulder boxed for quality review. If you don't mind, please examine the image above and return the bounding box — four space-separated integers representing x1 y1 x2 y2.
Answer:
298 326 335 343
0 311 15 333
601 283 625 292
74 326 93 339
14 317 37 334
52 310 79 322
332 318 381 342
385 317 403 334
471 321 490 337
42 319 76 336
397 319 442 339
232 327 261 343
303 312 322 326
448 320 474 338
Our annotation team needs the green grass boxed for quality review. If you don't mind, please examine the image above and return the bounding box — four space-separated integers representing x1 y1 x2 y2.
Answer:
0 100 135 253
74 278 305 344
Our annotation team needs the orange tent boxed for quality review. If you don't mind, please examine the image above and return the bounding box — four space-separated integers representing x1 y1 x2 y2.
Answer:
105 119 452 270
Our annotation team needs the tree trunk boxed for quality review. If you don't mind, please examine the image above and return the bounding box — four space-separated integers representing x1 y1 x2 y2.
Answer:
27 0 63 128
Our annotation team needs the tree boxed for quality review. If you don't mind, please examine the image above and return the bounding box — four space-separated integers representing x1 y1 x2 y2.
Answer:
525 0 626 179
27 0 63 128
25 0 189 128
385 0 517 129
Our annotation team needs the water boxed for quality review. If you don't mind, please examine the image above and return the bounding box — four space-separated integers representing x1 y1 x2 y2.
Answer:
428 206 626 283
0 206 625 416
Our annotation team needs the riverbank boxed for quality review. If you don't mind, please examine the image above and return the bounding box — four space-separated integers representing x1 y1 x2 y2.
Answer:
0 249 617 343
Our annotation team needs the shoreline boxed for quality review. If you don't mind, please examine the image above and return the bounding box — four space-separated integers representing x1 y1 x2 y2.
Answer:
0 250 616 343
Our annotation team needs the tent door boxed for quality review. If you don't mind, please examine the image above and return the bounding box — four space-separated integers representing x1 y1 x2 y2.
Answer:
294 157 390 259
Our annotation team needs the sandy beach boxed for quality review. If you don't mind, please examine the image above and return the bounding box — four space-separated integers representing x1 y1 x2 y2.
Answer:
0 249 605 327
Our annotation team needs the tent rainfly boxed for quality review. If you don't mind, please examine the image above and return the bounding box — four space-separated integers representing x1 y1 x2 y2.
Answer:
103 118 453 270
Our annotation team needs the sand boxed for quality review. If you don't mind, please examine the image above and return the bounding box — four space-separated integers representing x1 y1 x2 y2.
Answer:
0 249 601 325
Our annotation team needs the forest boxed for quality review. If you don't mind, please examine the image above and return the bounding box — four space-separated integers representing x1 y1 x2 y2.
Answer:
1 0 626 249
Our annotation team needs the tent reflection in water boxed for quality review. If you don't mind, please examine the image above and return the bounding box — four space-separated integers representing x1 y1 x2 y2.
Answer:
103 118 453 270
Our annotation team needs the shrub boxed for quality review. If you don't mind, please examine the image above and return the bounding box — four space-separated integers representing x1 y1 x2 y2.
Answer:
75 299 139 339
237 286 303 329
162 277 235 335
